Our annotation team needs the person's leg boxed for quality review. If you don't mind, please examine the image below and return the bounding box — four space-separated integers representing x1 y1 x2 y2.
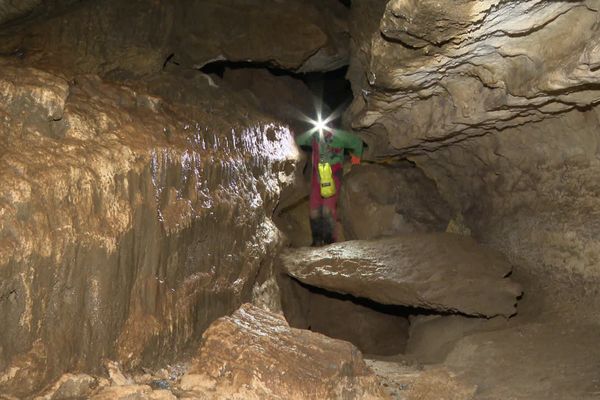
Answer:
309 168 324 246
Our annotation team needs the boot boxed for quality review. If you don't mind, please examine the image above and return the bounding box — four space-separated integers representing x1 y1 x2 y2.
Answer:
310 217 324 247
321 216 335 245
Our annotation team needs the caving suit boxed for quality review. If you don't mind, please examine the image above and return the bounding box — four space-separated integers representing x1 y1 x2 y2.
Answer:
296 129 364 245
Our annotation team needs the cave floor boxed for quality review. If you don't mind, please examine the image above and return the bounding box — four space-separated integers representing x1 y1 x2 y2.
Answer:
365 269 600 400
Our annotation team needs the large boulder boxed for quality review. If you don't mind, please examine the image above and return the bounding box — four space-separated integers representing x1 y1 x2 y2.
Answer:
281 233 522 317
180 303 388 399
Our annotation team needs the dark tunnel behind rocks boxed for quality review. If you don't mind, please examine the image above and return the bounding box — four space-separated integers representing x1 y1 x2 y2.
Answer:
198 60 355 119
278 273 478 357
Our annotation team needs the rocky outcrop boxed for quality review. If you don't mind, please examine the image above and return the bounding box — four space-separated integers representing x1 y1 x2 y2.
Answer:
339 163 452 240
348 0 600 155
221 67 317 134
180 303 388 399
0 62 299 396
0 0 76 27
0 0 350 78
281 234 522 317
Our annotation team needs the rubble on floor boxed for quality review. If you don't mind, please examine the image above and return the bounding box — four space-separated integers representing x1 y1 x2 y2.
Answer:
180 303 389 399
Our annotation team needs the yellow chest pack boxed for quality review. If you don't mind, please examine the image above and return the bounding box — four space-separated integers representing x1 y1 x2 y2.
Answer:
318 162 336 198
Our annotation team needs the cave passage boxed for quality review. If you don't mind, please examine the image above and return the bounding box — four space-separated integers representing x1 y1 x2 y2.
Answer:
2 0 600 398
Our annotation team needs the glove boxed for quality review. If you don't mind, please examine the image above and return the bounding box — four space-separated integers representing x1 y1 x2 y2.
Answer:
350 154 361 165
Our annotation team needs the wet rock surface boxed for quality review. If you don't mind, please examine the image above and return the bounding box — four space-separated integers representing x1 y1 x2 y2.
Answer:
179 303 388 399
281 233 522 317
0 62 299 395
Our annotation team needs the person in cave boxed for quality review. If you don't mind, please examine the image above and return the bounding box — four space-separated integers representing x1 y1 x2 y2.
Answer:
296 126 364 246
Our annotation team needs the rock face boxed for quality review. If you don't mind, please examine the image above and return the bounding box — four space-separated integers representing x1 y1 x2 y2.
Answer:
0 0 350 77
339 163 452 240
180 303 388 399
0 62 299 395
443 322 600 400
348 0 600 154
281 234 522 317
346 0 600 294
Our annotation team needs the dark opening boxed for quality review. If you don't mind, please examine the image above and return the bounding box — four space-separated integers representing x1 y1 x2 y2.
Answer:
279 275 411 356
278 274 485 357
338 0 352 8
198 60 353 114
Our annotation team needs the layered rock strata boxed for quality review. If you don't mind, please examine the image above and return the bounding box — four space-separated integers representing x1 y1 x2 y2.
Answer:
348 0 600 155
346 0 600 294
281 234 522 317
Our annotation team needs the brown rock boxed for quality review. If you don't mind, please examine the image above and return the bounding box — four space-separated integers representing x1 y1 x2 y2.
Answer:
281 233 522 317
280 276 409 356
347 0 600 155
0 63 299 395
339 164 452 240
90 385 176 400
34 373 97 400
1 0 349 77
180 303 388 399
411 108 600 289
404 368 476 400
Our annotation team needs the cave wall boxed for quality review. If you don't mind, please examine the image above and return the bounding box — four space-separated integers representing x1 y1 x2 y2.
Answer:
0 63 299 395
348 0 600 154
412 109 600 283
0 0 350 78
346 0 600 288
339 163 452 240
0 4 351 392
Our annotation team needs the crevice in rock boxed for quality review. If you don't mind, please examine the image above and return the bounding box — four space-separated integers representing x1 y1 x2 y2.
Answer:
162 53 177 69
279 274 488 357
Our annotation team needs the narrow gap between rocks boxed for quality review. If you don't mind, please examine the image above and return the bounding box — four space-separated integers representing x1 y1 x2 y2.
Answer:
278 275 482 357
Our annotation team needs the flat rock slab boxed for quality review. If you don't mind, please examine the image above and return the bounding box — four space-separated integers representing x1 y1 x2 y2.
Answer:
281 233 522 317
180 303 388 399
